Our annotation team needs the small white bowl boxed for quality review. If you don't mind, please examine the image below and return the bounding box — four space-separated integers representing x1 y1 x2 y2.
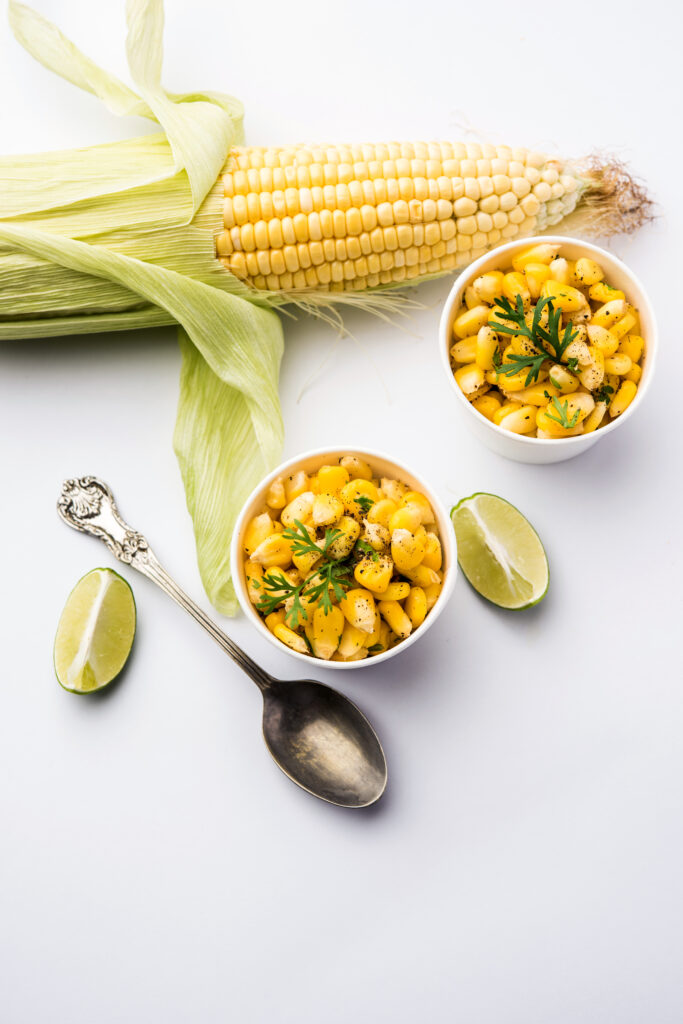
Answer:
439 235 658 464
231 447 457 670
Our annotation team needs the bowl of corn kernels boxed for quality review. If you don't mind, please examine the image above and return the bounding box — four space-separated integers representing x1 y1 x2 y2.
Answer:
231 448 456 668
439 235 657 464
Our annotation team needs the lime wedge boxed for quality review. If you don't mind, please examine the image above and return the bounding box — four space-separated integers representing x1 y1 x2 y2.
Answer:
451 493 549 610
54 568 136 693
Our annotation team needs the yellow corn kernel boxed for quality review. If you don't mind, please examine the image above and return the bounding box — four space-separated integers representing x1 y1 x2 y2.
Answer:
354 553 393 594
591 298 627 329
360 520 390 551
244 560 265 604
625 364 642 384
265 609 287 633
380 478 408 504
472 393 502 420
540 280 586 312
502 271 531 307
493 400 522 425
377 600 412 640
250 533 294 568
524 262 552 299
497 366 546 392
401 564 441 588
472 270 504 304
578 347 605 392
562 338 591 367
284 469 310 502
548 364 580 394
339 479 379 520
273 622 309 655
400 491 435 525
610 313 637 340
504 382 560 406
337 621 367 658
340 588 376 633
423 582 442 611
450 335 478 364
422 533 443 572
618 334 644 363
243 512 275 556
453 305 491 339
475 325 500 371
339 454 373 480
464 284 479 309
281 491 315 528
404 587 427 630
548 257 571 284
454 363 486 396
498 404 537 434
574 257 604 286
367 498 398 529
325 515 360 559
624 304 641 333
316 464 349 494
369 581 410 602
265 477 287 509
292 538 323 576
604 353 632 376
312 492 343 526
511 244 559 270
391 525 427 572
363 610 383 651
586 324 619 357
389 505 422 534
588 282 625 303
609 380 638 417
331 647 369 663
582 401 607 434
310 605 344 660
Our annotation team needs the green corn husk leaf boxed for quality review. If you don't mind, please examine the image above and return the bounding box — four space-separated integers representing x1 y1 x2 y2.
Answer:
2 0 283 613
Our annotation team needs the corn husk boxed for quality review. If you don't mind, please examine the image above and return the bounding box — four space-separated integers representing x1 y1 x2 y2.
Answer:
2 0 286 615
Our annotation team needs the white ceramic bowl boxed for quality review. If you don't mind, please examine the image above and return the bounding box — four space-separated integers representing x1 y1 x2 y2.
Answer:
231 447 457 670
439 235 658 464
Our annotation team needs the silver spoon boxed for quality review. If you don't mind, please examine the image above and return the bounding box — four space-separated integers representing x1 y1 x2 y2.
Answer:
57 477 387 809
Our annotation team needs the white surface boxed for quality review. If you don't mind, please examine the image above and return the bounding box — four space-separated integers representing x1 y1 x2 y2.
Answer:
1 1 681 1022
439 236 659 463
230 446 457 669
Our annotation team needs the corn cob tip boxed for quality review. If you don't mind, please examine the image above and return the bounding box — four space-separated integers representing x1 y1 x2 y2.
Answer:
571 155 655 237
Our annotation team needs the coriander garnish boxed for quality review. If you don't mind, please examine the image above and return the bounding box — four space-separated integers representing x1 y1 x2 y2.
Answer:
490 295 578 386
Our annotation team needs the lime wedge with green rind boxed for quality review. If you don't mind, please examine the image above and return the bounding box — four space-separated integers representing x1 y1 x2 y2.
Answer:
54 568 136 693
451 493 549 610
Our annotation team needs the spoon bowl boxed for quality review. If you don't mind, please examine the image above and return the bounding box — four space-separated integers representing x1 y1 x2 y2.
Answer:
262 679 387 807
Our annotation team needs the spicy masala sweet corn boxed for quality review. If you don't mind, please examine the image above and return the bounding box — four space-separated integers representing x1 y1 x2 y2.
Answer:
242 456 444 661
450 244 645 438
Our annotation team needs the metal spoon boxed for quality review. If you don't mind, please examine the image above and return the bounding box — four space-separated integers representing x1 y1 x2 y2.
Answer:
57 477 387 808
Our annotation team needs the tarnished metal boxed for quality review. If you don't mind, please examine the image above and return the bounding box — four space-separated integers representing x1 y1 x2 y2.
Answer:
57 476 387 808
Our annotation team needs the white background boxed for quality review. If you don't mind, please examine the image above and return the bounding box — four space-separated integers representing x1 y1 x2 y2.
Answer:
1 1 681 1021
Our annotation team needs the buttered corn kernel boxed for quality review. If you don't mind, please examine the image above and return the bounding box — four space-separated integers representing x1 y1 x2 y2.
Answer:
451 243 644 438
609 380 637 417
244 454 444 659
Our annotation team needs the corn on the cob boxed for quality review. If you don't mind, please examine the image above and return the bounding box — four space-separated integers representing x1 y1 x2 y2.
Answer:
215 143 638 294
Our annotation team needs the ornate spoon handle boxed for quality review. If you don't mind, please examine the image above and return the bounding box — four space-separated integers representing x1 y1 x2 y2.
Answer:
57 477 273 690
